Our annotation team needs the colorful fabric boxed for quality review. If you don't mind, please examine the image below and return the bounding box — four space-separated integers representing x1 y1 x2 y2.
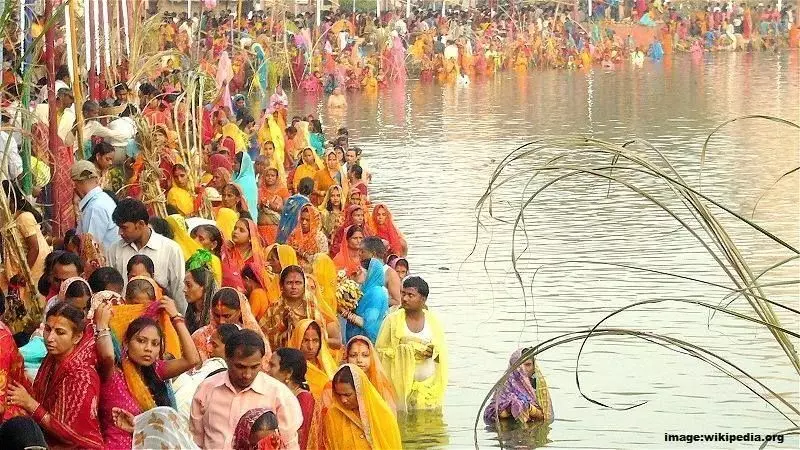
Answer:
375 308 448 412
332 225 363 276
367 203 407 257
0 321 31 421
323 364 402 450
221 218 266 291
288 319 338 399
232 407 288 450
287 204 328 260
344 335 398 414
483 349 554 424
346 259 388 343
133 406 200 449
215 207 240 242
234 151 259 215
276 193 310 244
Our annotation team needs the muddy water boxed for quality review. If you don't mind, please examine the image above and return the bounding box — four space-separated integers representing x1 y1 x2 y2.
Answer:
292 51 800 448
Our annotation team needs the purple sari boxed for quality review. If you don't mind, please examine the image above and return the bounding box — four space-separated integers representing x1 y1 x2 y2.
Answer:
484 349 545 424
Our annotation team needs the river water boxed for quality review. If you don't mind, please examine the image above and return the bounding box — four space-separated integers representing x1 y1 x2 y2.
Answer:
291 52 800 449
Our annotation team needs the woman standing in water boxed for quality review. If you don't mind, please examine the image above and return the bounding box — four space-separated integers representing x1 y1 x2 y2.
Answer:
483 348 553 424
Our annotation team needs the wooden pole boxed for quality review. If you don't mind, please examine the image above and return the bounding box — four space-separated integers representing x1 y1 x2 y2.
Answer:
69 0 85 149
45 0 57 161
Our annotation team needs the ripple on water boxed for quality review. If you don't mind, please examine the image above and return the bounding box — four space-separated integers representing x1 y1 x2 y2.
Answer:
292 52 800 449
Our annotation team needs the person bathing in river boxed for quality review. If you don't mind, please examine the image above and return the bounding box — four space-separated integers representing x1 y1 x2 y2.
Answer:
483 348 553 425
327 87 347 109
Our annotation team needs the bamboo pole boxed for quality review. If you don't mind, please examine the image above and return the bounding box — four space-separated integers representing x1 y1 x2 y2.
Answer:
45 0 56 178
68 0 85 149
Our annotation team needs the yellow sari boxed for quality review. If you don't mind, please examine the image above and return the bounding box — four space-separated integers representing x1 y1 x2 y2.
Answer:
288 319 338 399
323 364 402 450
311 254 339 321
293 161 320 191
375 309 448 412
221 122 248 152
264 244 299 303
166 215 222 284
215 207 239 241
166 186 195 216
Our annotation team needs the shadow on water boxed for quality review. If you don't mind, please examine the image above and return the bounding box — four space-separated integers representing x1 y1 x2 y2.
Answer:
485 421 553 449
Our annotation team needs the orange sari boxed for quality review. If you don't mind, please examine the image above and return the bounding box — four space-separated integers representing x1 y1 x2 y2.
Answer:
221 218 266 290
344 335 398 414
332 225 363 276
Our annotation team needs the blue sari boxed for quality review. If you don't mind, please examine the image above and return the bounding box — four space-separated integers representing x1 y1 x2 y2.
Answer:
276 193 309 243
346 258 389 343
233 152 259 215
310 133 325 157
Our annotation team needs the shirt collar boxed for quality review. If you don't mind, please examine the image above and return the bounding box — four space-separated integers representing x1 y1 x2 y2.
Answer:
221 372 268 395
78 186 103 210
126 228 163 252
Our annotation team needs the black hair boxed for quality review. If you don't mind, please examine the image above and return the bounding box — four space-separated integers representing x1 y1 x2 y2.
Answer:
126 278 156 301
149 217 174 239
120 104 137 118
60 228 81 251
45 301 86 332
127 254 155 277
64 279 92 302
139 82 158 96
38 250 63 296
361 236 387 260
190 224 224 257
216 323 240 344
403 276 429 298
275 348 310 390
212 287 241 310
241 115 255 128
346 225 364 240
112 198 149 226
53 251 85 275
241 265 259 283
0 416 48 449
395 258 409 271
185 267 217 334
225 329 266 359
124 317 172 407
310 119 323 134
349 164 363 180
279 265 305 286
2 180 43 223
337 127 348 136
251 411 279 433
89 141 115 163
55 64 70 81
332 365 355 388
114 82 129 94
87 266 124 293
297 177 314 196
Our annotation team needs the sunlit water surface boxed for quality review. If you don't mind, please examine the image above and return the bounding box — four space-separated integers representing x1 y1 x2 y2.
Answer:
290 52 800 449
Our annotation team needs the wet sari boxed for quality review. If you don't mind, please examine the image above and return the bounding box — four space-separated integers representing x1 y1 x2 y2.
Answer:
323 364 402 450
30 325 104 448
288 319 338 399
367 203 407 257
346 259 388 343
221 218 266 291
344 335 398 414
483 349 554 424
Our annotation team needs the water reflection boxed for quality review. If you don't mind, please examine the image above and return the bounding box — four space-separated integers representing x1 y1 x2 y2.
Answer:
398 409 450 449
487 421 553 449
291 52 799 448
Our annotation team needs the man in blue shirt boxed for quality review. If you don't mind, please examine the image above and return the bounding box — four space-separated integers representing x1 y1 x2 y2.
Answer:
71 160 119 249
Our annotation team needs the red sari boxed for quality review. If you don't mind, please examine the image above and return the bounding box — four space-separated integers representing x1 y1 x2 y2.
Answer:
221 218 267 290
367 203 407 257
332 225 362 277
329 205 367 258
30 325 104 449
0 322 30 421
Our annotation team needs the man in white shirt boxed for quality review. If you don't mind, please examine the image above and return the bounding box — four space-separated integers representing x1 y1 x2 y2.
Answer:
65 100 130 157
106 198 187 313
0 114 22 181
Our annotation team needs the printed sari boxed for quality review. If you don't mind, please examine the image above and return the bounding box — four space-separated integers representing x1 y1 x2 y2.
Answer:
329 205 366 258
483 349 554 424
30 325 104 448
232 408 288 450
0 321 30 421
287 204 329 261
276 193 310 244
323 364 402 450
133 406 200 450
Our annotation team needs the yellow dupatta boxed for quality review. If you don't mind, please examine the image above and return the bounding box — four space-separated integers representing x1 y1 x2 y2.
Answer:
264 244 299 303
288 319 337 399
375 308 448 412
293 160 319 191
222 122 248 152
215 207 239 241
323 365 402 450
166 186 195 216
166 215 222 284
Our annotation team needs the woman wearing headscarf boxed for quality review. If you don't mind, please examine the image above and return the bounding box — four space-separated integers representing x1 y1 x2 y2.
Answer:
292 148 321 193
343 259 388 344
344 335 398 414
323 364 402 450
313 149 343 205
483 348 553 424
329 205 367 258
367 203 408 257
168 215 223 285
207 153 233 190
233 151 259 215
221 218 267 291
333 225 365 277
233 408 287 450
319 185 345 238
288 319 338 399
287 204 329 263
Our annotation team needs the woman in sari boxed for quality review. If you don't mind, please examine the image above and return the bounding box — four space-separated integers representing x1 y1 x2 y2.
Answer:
293 148 321 193
333 225 365 277
234 151 259 215
276 187 311 244
324 364 402 450
343 258 388 343
93 296 200 449
266 348 322 450
207 153 233 190
221 183 251 217
367 203 407 257
241 262 272 320
215 207 240 242
189 224 225 284
56 276 93 313
329 205 367 257
0 315 30 421
258 167 291 244
313 149 343 205
320 185 345 237
191 287 271 365
233 408 287 450
288 319 338 399
288 204 329 263
308 120 325 156
483 348 553 424
264 244 299 303
221 218 266 291
345 335 397 414
311 254 340 322
7 302 104 448
166 163 196 217
184 263 218 334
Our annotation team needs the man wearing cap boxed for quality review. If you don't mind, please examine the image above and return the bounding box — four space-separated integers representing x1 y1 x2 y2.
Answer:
71 160 119 249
